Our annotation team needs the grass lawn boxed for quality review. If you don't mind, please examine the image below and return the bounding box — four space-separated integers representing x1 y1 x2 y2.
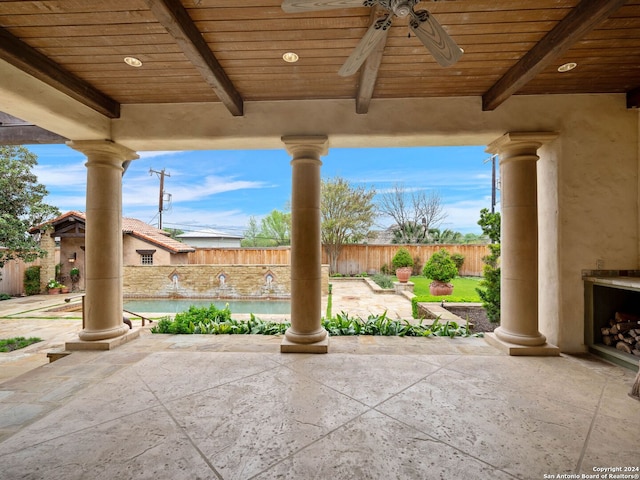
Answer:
0 336 42 352
400 276 483 302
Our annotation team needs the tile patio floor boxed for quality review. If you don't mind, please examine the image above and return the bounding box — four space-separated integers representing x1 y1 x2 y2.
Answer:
0 282 639 479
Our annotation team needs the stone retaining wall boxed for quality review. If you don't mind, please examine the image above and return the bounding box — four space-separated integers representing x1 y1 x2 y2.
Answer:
123 264 329 298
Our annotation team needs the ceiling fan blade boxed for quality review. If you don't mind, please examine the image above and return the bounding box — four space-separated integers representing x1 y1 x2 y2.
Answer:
282 0 370 13
409 10 462 67
338 14 392 77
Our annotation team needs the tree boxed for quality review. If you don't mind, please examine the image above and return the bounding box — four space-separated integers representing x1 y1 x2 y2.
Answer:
0 146 60 270
378 184 447 243
478 208 500 243
476 209 501 323
321 177 376 274
241 216 261 247
163 228 184 240
428 228 463 244
260 209 291 246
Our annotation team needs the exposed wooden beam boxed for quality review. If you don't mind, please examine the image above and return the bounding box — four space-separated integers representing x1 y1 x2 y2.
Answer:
482 0 628 111
356 8 388 115
0 28 120 118
145 0 244 116
627 87 640 109
0 125 67 144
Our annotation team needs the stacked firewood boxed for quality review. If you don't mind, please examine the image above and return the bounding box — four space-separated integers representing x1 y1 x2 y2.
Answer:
601 312 640 357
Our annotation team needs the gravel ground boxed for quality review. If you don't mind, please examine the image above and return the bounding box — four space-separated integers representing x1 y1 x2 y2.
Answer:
443 305 499 333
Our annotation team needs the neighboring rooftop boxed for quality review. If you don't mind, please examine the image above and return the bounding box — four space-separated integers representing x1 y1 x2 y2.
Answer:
34 211 195 254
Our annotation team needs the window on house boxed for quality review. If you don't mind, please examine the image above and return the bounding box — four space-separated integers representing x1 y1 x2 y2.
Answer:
140 253 154 265
136 249 156 265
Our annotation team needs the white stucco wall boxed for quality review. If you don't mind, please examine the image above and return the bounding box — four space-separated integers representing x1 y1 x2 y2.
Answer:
538 98 639 352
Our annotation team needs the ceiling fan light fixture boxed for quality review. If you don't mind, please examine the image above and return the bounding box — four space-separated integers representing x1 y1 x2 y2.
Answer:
282 52 299 63
124 56 143 67
558 62 577 72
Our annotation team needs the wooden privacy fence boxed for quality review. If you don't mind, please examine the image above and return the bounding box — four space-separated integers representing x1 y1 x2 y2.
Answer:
187 244 490 277
0 258 36 295
331 244 489 277
187 247 291 266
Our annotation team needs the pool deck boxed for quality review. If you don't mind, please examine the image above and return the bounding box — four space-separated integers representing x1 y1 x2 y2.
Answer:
1 281 639 479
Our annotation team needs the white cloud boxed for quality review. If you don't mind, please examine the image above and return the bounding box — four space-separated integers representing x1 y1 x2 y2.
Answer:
34 161 86 188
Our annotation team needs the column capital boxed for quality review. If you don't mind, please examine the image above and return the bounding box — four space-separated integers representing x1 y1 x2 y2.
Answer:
66 140 139 163
486 131 558 156
281 135 329 159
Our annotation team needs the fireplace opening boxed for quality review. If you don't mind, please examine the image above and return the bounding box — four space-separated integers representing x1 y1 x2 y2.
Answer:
585 276 640 370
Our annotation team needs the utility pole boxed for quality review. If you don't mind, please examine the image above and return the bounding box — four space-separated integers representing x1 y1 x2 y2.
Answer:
149 168 170 229
484 154 498 214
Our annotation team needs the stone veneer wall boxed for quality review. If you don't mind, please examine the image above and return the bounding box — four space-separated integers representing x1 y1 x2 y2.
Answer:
39 230 57 293
123 264 329 298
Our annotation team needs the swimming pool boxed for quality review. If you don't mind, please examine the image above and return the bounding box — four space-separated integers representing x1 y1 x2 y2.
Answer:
123 298 291 315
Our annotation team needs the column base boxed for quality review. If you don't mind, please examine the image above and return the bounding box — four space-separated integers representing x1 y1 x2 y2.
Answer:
281 336 329 354
485 332 560 356
66 328 140 351
78 323 130 342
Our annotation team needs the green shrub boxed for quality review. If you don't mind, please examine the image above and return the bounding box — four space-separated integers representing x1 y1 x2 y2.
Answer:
380 263 390 275
423 249 458 283
451 253 465 271
24 266 41 295
476 243 500 323
0 293 11 301
372 273 394 289
391 248 414 269
151 306 481 338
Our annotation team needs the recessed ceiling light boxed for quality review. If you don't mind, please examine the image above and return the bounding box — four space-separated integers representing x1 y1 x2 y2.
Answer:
282 52 299 63
558 62 577 72
124 56 143 67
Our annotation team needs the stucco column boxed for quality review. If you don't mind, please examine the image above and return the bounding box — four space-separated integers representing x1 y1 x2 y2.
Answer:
485 132 560 356
67 140 139 342
281 136 329 353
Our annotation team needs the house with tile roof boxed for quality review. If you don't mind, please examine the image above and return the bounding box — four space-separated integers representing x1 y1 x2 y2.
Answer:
31 211 195 291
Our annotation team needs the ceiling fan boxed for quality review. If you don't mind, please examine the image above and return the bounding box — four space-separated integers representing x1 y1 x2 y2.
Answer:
281 0 463 76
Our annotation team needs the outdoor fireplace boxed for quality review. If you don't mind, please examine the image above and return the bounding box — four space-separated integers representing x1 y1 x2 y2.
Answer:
584 271 640 370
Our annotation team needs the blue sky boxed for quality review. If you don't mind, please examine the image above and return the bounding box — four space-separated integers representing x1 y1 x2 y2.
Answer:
28 144 497 236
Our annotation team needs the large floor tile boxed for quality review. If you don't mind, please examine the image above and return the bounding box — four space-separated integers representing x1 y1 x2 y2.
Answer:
253 409 515 479
166 365 369 479
287 354 442 406
376 367 595 478
0 405 217 480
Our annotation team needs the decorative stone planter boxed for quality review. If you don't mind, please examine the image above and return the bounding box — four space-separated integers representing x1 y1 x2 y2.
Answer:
395 267 412 283
48 288 60 295
429 281 454 296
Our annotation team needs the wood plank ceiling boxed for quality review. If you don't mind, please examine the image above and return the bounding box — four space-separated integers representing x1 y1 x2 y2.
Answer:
0 0 639 128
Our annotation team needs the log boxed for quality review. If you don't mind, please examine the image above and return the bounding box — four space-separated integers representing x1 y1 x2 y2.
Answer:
615 322 638 334
602 335 614 346
615 311 640 323
610 324 619 334
616 341 633 354
601 327 611 336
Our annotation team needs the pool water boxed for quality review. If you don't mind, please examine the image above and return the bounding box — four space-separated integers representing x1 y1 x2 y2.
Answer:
123 298 291 315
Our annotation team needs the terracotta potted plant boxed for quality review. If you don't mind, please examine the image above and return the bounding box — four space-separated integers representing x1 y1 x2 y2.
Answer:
423 249 458 296
392 247 414 283
46 279 61 294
